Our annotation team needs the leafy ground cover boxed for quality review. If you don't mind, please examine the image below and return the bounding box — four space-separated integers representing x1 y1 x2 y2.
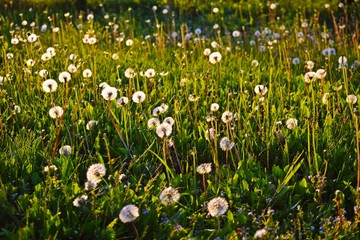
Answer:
1 0 360 239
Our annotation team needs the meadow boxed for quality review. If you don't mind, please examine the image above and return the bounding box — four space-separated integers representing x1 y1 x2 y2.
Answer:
1 0 360 239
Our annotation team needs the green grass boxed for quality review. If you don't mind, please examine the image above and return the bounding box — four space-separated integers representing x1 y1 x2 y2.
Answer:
1 0 360 239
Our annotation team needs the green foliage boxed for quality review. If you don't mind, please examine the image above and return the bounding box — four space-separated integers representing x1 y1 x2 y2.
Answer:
1 0 360 239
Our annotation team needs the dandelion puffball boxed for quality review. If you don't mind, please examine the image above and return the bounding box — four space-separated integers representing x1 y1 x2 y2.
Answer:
159 187 180 205
119 204 139 223
86 163 106 184
209 52 222 64
207 197 228 217
101 86 118 101
42 79 58 93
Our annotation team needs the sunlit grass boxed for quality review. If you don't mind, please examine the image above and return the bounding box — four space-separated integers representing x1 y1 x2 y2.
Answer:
1 0 360 239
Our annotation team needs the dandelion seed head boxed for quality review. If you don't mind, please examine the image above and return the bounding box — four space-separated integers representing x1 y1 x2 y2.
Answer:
147 118 160 129
286 118 298 129
304 71 317 83
42 79 58 93
58 71 71 83
316 69 326 79
67 64 77 73
159 187 180 205
27 33 37 43
346 94 357 104
59 145 72 156
220 137 235 151
132 91 146 103
207 197 228 217
46 47 56 57
86 163 106 184
254 85 268 96
125 68 136 78
126 39 133 46
221 111 233 123
292 57 300 65
86 120 98 130
145 69 156 78
116 96 129 107
251 60 259 67
39 69 48 78
196 163 212 174
73 195 88 207
49 106 64 119
210 103 220 112
306 61 314 70
82 69 92 78
101 86 118 101
205 128 216 141
119 204 139 223
254 228 268 239
209 52 222 64
163 117 175 126
203 48 211 56
156 123 172 138
232 30 241 37
41 52 52 61
85 181 97 190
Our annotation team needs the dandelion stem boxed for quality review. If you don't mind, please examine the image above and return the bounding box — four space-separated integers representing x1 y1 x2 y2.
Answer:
51 82 68 159
354 114 360 192
107 100 133 158
216 217 221 235
202 173 207 201
132 222 139 240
